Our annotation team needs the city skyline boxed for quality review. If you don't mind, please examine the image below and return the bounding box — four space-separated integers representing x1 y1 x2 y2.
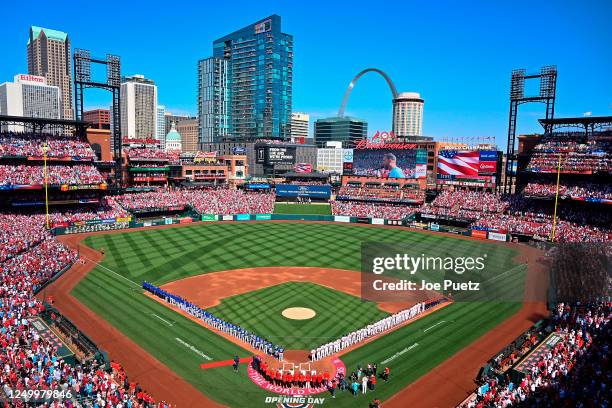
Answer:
0 0 610 148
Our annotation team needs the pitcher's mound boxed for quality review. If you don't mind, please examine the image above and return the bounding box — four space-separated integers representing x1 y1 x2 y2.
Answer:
282 307 316 320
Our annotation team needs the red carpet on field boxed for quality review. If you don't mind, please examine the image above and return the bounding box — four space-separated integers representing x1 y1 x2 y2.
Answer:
200 357 251 369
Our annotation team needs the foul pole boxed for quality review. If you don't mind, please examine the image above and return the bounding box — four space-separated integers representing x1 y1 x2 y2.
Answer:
43 143 50 229
551 151 562 242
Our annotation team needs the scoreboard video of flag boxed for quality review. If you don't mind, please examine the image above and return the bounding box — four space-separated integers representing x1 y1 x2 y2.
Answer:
437 150 501 187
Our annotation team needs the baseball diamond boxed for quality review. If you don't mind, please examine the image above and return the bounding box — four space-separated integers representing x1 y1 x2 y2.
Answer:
48 221 537 407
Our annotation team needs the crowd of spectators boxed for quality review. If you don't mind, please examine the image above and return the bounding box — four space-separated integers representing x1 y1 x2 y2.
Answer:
415 190 611 242
331 201 417 219
525 135 611 174
0 133 96 160
46 203 130 226
0 164 104 186
460 301 611 408
0 211 169 406
524 181 612 200
422 190 509 215
337 185 424 203
0 213 48 262
125 148 169 161
114 188 275 215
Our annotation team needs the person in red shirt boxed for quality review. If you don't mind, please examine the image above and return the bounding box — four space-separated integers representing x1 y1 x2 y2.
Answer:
369 374 377 390
275 370 282 386
316 373 324 387
305 372 312 388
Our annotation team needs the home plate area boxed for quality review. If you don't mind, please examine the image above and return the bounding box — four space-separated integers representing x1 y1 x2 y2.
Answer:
248 351 346 396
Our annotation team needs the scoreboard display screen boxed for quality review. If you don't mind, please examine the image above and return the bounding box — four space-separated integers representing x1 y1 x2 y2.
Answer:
256 146 297 165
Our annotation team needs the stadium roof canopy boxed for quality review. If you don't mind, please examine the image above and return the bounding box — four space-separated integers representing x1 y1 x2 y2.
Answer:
539 116 612 132
0 115 88 127
0 115 89 135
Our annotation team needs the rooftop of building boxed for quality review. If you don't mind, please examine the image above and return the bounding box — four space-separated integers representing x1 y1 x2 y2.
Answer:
28 26 68 44
213 14 288 44
316 116 368 123
394 92 424 102
121 74 155 85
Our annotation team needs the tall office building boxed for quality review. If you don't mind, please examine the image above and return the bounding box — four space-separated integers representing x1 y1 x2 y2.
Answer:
27 26 73 119
198 15 293 143
290 112 309 144
0 74 61 131
392 92 424 138
156 105 166 147
120 74 158 139
176 118 199 153
198 57 229 143
314 116 368 148
164 112 194 135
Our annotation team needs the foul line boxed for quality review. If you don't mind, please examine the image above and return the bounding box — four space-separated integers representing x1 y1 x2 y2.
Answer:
80 254 140 288
151 313 174 327
423 320 448 333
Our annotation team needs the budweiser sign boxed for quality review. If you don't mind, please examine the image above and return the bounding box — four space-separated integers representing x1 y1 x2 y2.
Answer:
354 139 418 150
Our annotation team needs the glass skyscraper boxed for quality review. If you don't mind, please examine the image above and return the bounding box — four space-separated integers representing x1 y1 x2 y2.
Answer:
198 15 293 143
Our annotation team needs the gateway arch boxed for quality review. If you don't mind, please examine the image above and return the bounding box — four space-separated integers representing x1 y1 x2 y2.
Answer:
337 68 399 118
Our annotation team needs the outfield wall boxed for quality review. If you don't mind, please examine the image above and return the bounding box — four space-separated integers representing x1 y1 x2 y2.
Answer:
54 212 509 242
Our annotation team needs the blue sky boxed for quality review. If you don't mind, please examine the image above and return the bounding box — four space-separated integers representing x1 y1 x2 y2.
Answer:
1 0 610 147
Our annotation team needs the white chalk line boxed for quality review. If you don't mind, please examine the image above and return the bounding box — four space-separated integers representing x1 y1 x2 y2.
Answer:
151 313 174 327
423 320 448 333
80 254 140 287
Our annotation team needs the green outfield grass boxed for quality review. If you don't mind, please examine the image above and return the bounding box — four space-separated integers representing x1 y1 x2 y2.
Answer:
72 222 526 407
273 202 332 215
207 282 389 349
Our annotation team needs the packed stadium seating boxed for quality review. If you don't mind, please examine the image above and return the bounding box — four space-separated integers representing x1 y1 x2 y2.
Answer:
418 189 611 243
125 147 169 161
523 180 612 200
0 164 105 186
331 201 417 219
460 300 610 408
525 133 611 174
0 133 96 160
114 188 275 215
0 212 166 406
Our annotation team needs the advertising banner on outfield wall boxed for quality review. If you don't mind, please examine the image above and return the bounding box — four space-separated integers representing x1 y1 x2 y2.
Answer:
164 218 173 225
201 214 217 221
488 232 507 242
255 214 272 220
222 215 233 221
471 229 487 239
236 214 250 221
429 223 440 231
371 218 385 225
334 215 350 223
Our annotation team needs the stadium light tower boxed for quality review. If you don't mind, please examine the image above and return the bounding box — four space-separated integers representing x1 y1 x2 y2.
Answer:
74 49 122 188
504 66 557 194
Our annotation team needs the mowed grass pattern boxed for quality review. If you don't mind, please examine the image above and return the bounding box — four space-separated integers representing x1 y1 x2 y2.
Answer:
207 282 389 349
73 222 527 407
273 203 332 215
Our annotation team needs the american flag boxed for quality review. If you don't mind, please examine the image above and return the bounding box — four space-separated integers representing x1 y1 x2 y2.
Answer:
294 163 313 173
437 150 480 176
